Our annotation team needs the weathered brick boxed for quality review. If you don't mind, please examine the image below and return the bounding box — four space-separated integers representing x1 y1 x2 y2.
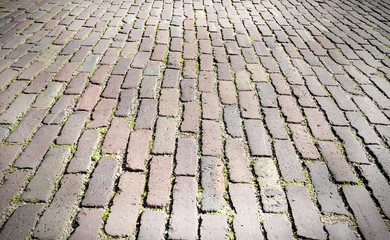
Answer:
116 89 135 117
14 125 60 169
256 82 278 108
325 222 359 240
34 174 85 240
198 71 215 92
162 68 180 88
56 111 89 145
202 93 220 120
201 156 226 211
254 158 288 213
102 118 130 154
317 141 358 183
278 95 304 123
291 85 316 107
306 161 348 214
105 172 145 237
286 185 326 240
33 82 63 109
126 130 153 171
6 109 46 143
22 147 71 202
54 62 80 82
0 81 27 112
202 120 223 157
354 95 390 124
75 84 102 111
82 157 118 207
244 119 272 156
102 75 124 99
0 94 35 124
0 204 45 240
346 111 381 144
229 183 263 239
274 139 305 182
65 72 88 95
138 210 167 240
263 215 295 240
147 156 173 207
224 106 244 138
158 89 179 117
70 208 105 240
152 117 176 154
316 97 348 126
262 108 289 140
304 108 334 140
359 164 390 218
67 130 100 173
181 78 196 102
0 171 29 214
200 215 229 240
169 177 198 239
343 186 390 240
334 127 370 164
135 99 157 130
175 137 198 176
238 91 261 119
87 99 116 128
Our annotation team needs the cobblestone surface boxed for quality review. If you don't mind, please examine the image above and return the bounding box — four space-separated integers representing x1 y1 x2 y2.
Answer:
0 0 390 239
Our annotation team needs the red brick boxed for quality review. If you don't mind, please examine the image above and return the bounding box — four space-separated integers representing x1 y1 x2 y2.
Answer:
152 117 177 154
168 177 198 240
304 108 334 140
202 93 220 120
0 171 30 215
116 89 136 117
66 130 101 173
289 124 320 159
334 127 370 164
274 139 305 182
263 215 295 240
147 156 173 207
6 109 46 143
87 99 116 128
286 185 326 239
135 99 157 130
159 88 179 116
0 81 28 112
64 72 88 95
238 91 261 119
126 130 153 171
200 215 228 240
90 65 110 84
226 137 251 183
244 119 272 157
75 84 102 111
43 95 76 124
0 145 21 179
14 125 61 169
70 208 105 240
82 157 119 207
56 111 89 145
54 62 80 82
201 156 226 211
102 117 130 154
181 102 201 133
138 210 167 240
202 120 223 157
105 172 145 237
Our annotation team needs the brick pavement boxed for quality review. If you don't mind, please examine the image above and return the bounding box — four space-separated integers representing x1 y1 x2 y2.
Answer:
0 0 390 239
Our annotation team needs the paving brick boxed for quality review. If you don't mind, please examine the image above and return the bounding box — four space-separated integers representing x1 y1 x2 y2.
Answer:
34 82 63 109
327 85 358 111
180 78 196 102
22 147 71 202
346 111 381 144
201 156 225 211
202 120 223 157
135 99 157 130
168 176 198 240
274 139 305 182
0 204 45 240
261 108 287 140
198 71 214 92
0 170 29 214
278 95 304 123
315 96 348 126
82 157 118 207
229 183 263 239
248 64 268 82
0 81 27 112
202 93 220 120
200 215 229 240
138 210 167 240
244 119 272 157
219 81 237 105
263 215 295 240
43 95 75 124
102 117 130 154
359 164 390 218
291 85 316 108
54 62 80 82
75 84 103 111
34 174 85 240
87 99 116 128
354 95 390 124
6 109 46 143
152 117 176 154
343 185 390 240
14 125 60 169
0 94 35 125
56 111 89 145
124 129 153 171
286 185 326 240
105 172 145 237
254 158 288 213
325 222 359 240
334 127 370 164
64 72 88 95
304 108 334 140
147 156 173 207
317 141 358 183
223 106 244 138
102 75 124 99
162 68 180 88
306 161 348 214
70 208 105 240
0 145 20 179
238 91 261 119
312 67 338 86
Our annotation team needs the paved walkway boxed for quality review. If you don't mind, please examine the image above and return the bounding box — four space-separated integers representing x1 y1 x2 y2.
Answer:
0 0 390 239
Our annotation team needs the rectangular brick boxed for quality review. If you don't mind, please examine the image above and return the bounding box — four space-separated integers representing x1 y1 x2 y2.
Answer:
102 117 130 154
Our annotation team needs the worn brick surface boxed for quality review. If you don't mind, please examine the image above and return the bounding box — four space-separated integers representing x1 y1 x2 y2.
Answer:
0 171 29 214
22 147 71 202
82 157 118 207
2 0 390 238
